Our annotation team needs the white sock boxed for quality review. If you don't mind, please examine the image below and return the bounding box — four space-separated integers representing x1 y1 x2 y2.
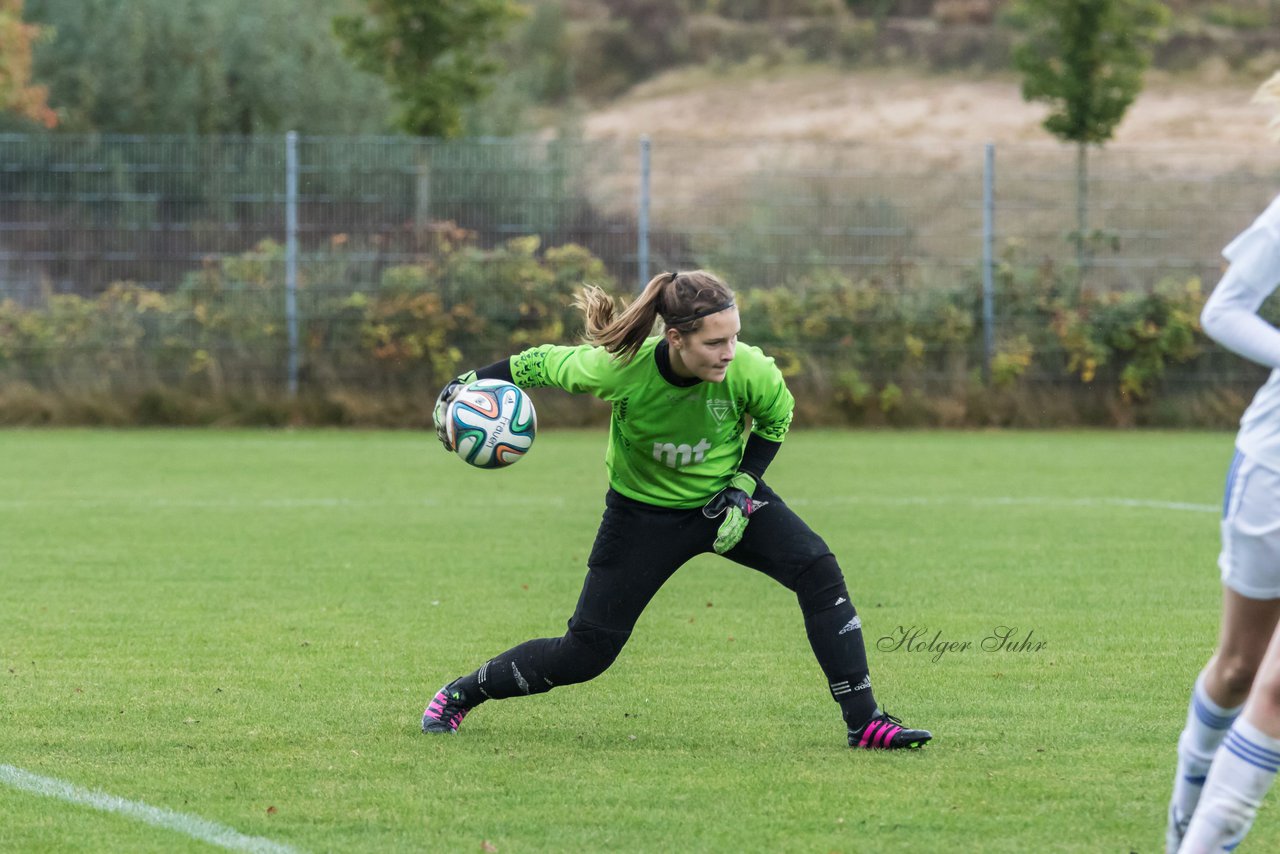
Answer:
1171 674 1242 825
1180 717 1280 853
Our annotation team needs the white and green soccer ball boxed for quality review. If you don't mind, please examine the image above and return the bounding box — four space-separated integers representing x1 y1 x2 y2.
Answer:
445 379 537 469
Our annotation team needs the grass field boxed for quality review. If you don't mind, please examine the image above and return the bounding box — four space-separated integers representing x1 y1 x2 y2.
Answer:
0 428 1270 853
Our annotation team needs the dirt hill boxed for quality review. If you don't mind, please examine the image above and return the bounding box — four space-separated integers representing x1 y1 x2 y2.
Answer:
581 67 1275 151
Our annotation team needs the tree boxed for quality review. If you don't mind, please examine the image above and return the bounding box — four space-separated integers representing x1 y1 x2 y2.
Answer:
333 0 521 139
0 0 55 127
1010 0 1168 280
24 0 393 134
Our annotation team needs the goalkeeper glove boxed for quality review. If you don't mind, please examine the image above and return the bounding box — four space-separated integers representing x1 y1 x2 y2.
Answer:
432 370 477 451
702 471 768 555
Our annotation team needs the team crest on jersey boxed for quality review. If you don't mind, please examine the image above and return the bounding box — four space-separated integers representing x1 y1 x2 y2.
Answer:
706 399 733 423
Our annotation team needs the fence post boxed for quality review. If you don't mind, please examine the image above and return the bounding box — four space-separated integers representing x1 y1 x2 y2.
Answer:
638 135 650 291
415 141 431 231
981 142 996 386
285 130 299 398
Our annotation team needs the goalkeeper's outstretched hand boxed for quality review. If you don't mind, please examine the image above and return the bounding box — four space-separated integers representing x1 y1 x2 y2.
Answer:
432 370 477 451
702 471 768 555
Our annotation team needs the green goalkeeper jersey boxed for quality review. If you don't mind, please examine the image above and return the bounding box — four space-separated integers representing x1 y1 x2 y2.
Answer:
510 337 794 509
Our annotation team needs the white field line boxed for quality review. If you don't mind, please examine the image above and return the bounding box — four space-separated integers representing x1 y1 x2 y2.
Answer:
0 764 302 854
786 495 1219 514
0 495 566 509
0 494 1216 513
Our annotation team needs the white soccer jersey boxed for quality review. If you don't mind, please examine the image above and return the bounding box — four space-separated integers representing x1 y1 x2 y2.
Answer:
1202 192 1280 472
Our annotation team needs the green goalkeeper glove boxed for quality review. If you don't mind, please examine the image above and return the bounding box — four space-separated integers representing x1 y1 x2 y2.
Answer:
432 370 477 451
702 471 768 555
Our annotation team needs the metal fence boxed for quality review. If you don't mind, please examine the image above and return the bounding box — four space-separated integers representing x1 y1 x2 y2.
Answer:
1 132 1279 395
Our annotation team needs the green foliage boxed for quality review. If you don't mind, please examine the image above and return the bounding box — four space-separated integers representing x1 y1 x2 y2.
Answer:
990 334 1034 388
1009 0 1168 146
352 235 609 384
0 235 1242 427
464 1 574 134
1007 0 1168 278
736 267 977 422
983 242 1208 402
1199 2 1272 29
596 0 692 72
1052 276 1204 401
333 0 522 138
24 0 392 134
13 0 1268 138
0 229 620 410
566 1 872 99
571 15 685 100
732 244 1216 423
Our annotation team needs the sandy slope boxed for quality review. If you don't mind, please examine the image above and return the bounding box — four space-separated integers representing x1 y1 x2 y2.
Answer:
582 68 1275 150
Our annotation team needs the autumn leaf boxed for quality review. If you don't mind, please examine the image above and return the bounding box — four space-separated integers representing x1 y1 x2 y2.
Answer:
0 0 56 127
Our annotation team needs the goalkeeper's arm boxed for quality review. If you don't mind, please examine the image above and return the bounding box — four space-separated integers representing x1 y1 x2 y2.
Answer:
737 431 781 483
703 433 782 554
432 358 516 451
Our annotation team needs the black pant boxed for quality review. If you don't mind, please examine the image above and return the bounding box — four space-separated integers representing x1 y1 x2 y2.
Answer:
468 482 877 724
576 482 830 638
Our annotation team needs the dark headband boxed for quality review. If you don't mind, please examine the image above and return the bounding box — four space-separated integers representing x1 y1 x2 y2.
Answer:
662 299 736 328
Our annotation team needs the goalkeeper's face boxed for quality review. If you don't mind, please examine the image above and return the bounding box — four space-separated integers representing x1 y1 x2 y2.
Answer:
669 307 740 383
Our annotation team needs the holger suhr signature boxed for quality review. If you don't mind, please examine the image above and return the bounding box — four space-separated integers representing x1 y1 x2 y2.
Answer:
876 625 1047 663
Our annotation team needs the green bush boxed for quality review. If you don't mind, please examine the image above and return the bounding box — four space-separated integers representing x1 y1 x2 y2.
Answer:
0 227 624 424
0 231 1254 427
1052 277 1204 402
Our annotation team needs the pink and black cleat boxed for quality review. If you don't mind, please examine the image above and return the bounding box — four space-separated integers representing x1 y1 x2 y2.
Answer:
422 681 472 734
848 709 931 750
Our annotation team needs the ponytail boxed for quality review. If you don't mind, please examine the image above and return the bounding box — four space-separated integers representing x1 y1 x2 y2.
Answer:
573 270 735 364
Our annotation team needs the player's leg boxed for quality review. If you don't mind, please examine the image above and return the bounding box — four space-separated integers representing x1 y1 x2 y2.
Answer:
423 490 701 733
722 481 930 749
1169 453 1280 850
1168 591 1280 851
1203 591 1280 708
1180 623 1280 853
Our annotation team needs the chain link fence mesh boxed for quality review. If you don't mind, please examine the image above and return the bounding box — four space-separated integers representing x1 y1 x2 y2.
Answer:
1 133 1278 401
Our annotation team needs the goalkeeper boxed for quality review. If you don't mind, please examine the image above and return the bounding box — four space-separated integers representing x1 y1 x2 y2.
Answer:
421 269 931 750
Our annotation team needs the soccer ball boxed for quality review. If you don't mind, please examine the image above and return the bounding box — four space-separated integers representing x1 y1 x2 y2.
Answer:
446 379 537 469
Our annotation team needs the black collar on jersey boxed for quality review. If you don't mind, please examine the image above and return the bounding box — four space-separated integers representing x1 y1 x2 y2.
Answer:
655 339 701 387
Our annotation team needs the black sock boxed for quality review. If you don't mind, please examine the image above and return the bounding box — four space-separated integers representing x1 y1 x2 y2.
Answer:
792 555 879 728
450 671 485 706
804 599 878 728
455 638 560 704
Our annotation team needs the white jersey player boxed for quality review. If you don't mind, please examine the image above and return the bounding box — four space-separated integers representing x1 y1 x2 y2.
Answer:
1168 72 1280 854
